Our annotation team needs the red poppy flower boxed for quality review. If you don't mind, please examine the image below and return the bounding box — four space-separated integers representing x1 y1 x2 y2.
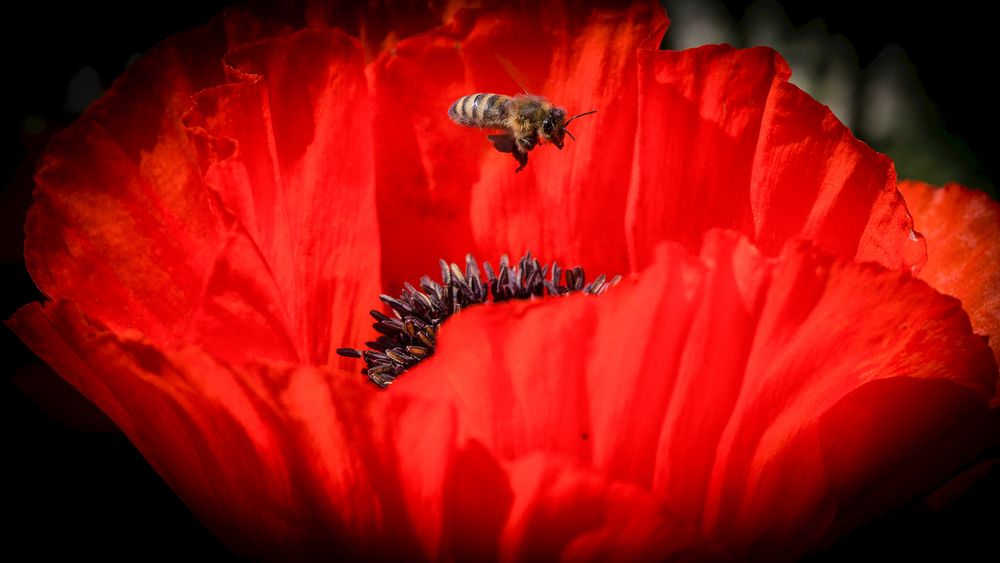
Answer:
8 1 999 559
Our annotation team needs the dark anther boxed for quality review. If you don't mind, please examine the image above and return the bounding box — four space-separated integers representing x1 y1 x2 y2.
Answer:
336 252 621 388
379 294 414 316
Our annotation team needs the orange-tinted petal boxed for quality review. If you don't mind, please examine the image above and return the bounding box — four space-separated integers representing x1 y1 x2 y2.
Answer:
627 26 926 274
21 9 308 345
26 38 225 343
185 28 382 366
899 180 1000 393
401 229 995 556
367 1 665 292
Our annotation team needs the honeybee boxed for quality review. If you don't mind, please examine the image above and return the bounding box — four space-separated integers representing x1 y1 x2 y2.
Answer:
448 93 597 172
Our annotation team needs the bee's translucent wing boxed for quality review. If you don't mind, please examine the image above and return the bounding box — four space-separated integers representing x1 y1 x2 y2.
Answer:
493 53 533 94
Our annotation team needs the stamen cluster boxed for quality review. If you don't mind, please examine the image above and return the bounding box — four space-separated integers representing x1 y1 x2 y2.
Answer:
337 253 620 387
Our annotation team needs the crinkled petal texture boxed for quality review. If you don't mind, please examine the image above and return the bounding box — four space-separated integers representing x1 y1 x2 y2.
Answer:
401 230 996 559
7 0 997 560
184 27 386 366
18 1 462 368
625 26 927 275
366 4 926 294
15 230 991 560
899 181 1000 398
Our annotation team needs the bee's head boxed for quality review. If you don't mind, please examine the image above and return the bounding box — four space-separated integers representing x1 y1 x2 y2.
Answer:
541 108 567 149
542 107 597 149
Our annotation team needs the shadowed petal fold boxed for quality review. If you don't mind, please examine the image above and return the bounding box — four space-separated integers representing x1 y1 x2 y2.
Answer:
499 453 701 561
8 301 305 555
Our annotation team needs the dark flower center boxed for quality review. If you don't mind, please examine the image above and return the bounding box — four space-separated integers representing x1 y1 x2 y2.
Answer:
337 253 621 388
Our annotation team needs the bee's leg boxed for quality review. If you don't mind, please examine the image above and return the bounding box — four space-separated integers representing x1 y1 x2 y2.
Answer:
513 149 529 172
513 135 536 173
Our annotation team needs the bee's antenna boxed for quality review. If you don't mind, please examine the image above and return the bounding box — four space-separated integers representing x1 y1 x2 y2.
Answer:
565 130 577 142
564 110 597 126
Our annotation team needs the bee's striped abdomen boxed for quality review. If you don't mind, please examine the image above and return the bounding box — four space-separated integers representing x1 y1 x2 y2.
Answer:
448 93 510 128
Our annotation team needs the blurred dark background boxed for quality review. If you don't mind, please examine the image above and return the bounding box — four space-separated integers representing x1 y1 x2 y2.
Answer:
672 0 996 196
2 0 996 559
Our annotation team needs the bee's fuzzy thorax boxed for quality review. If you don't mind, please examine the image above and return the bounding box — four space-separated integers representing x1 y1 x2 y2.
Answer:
448 92 590 171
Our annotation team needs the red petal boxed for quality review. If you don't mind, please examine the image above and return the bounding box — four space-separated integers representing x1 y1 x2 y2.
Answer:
367 1 666 292
277 366 455 558
21 10 303 343
899 180 1000 396
187 226 301 363
626 41 787 265
184 29 383 365
402 229 995 556
26 42 224 342
499 453 701 561
9 299 513 559
701 236 994 551
442 440 514 561
627 27 926 274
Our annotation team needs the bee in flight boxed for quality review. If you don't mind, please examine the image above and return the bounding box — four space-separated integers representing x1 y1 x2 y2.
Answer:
448 93 597 172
